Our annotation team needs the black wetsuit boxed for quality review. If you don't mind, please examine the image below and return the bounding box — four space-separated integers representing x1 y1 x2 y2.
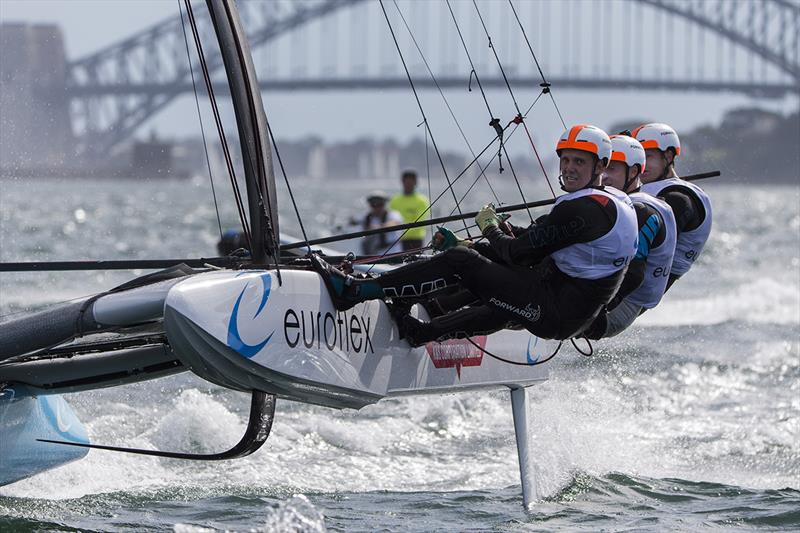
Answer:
659 185 706 291
373 189 630 343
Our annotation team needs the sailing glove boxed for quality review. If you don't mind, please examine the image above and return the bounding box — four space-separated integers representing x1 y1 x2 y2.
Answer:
475 204 501 235
432 226 469 251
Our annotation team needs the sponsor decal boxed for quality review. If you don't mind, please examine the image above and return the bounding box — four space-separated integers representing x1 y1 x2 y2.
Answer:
653 265 670 278
283 309 374 355
488 297 541 322
425 336 486 378
227 273 275 358
382 278 447 298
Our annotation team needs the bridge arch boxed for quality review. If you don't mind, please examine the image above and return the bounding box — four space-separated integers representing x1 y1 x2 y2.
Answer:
65 0 798 155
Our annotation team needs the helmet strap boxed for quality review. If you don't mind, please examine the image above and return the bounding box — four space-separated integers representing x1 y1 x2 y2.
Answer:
657 149 676 181
586 155 603 190
622 166 640 192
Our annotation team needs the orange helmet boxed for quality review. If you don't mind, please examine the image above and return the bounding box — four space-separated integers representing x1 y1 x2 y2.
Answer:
556 124 612 163
631 123 681 156
609 135 646 173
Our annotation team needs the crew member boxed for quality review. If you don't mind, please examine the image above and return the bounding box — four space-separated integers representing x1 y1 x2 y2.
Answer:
584 135 677 339
389 170 430 251
361 191 404 256
633 123 713 291
313 125 638 345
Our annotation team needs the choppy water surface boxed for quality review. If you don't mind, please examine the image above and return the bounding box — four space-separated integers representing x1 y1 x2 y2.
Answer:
1 178 798 532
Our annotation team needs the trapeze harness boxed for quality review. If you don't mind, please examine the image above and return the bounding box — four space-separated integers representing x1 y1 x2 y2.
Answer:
548 187 639 281
625 191 677 309
642 177 712 277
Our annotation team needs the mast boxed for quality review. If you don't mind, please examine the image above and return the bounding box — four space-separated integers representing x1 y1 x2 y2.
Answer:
205 0 279 266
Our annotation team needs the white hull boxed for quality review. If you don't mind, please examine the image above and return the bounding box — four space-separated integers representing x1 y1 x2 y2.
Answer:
165 268 551 409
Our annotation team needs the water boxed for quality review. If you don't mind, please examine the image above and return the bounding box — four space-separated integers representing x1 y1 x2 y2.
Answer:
1 178 798 531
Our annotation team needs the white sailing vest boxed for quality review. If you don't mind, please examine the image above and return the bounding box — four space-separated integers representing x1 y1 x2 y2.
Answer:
550 187 639 280
627 192 677 309
641 178 712 276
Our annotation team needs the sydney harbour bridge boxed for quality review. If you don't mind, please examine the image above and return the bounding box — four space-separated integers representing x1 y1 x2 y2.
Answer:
12 0 800 158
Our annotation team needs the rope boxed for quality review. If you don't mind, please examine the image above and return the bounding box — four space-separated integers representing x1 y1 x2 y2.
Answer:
362 127 507 275
266 121 312 255
449 90 548 217
183 0 251 250
393 0 501 206
467 337 562 366
227 8 282 282
422 120 432 212
378 0 471 237
178 0 222 243
570 336 594 357
507 0 567 130
470 0 557 201
446 0 534 221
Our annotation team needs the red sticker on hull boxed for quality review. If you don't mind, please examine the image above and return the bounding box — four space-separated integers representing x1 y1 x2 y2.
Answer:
425 336 487 378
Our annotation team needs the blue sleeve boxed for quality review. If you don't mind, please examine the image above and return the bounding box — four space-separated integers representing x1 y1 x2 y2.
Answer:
635 213 661 260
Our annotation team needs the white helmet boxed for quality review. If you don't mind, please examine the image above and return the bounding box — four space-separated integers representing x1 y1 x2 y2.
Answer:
556 124 612 163
631 123 681 156
609 135 646 174
366 190 390 203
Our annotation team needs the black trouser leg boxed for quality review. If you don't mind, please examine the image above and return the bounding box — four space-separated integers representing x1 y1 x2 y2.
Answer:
379 246 561 339
424 289 480 317
378 246 506 298
402 305 510 345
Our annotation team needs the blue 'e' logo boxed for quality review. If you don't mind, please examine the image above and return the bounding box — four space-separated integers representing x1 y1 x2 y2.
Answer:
227 273 274 358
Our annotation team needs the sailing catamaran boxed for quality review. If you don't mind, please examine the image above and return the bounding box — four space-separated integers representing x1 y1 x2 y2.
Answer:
0 0 721 508
0 0 556 508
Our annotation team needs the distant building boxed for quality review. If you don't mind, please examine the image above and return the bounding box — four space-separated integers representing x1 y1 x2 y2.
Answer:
0 23 74 171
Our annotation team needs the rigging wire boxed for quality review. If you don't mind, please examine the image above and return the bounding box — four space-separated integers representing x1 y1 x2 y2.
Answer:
378 0 471 237
362 127 506 274
445 0 534 220
355 224 485 266
397 131 503 228
266 120 312 255
207 0 282 282
341 3 563 263
361 84 555 265
448 89 547 216
393 0 501 206
506 0 567 130
423 120 431 207
178 0 223 243
469 0 557 200
182 0 252 250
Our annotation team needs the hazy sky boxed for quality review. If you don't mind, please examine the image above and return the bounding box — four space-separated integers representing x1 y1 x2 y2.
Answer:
2 0 797 159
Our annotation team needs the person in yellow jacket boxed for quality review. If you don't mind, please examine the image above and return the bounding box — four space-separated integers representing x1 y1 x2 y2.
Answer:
389 170 430 251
